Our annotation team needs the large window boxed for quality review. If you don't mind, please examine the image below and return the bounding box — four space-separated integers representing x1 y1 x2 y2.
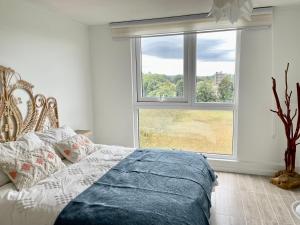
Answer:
133 30 239 156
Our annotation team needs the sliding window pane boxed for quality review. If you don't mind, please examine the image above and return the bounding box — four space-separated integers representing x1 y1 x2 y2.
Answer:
139 109 233 155
196 30 236 103
141 35 184 99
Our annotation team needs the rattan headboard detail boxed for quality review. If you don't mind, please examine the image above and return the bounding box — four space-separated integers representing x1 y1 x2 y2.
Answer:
0 66 59 142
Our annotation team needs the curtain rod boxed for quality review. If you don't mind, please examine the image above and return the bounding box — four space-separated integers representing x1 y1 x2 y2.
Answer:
110 7 273 28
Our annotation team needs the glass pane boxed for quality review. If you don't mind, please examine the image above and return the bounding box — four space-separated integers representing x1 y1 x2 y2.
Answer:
141 35 184 99
139 109 233 155
196 31 236 103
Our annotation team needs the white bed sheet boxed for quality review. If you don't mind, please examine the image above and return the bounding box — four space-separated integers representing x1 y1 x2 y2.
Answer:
0 144 134 225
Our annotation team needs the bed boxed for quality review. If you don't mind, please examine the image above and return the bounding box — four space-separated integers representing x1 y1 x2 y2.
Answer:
0 66 216 225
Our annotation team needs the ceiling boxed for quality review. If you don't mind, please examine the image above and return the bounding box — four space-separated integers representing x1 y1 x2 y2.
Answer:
25 0 300 25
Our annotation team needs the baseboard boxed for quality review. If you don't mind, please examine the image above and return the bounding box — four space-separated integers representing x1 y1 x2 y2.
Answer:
207 158 285 176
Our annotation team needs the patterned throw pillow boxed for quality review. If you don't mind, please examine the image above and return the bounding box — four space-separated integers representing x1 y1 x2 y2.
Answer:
0 144 65 191
0 133 43 188
56 135 96 163
34 126 77 158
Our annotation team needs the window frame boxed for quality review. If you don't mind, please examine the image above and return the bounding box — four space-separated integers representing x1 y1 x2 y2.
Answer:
131 30 241 160
135 34 189 103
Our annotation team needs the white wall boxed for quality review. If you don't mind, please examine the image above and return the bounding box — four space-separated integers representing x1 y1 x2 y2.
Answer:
273 5 300 167
90 5 300 175
89 26 134 146
227 28 277 173
0 0 93 130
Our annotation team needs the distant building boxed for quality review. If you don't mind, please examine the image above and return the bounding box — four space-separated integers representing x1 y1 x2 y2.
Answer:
214 72 226 85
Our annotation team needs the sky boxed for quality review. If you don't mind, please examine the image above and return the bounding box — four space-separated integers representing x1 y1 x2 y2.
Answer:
141 30 236 76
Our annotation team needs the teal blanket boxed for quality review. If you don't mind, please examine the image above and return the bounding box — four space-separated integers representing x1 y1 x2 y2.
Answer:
54 149 216 225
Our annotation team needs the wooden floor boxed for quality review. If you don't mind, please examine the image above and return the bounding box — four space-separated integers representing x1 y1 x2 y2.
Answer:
210 172 300 225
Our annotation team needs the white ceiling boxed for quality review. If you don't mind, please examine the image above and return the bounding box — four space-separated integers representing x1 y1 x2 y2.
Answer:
25 0 300 25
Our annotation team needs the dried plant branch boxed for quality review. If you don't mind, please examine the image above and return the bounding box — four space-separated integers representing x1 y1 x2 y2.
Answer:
271 63 299 173
272 77 290 139
294 83 300 141
292 109 298 121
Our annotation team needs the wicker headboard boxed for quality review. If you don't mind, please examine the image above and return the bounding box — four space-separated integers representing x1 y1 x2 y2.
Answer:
0 66 59 142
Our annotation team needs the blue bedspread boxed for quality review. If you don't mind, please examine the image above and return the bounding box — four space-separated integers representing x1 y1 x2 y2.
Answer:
54 149 216 225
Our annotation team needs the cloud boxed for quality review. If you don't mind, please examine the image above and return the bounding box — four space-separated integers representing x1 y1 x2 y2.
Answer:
197 39 235 62
142 36 183 59
142 35 235 62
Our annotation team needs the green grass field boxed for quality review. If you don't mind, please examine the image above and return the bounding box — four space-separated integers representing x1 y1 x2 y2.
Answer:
139 109 233 155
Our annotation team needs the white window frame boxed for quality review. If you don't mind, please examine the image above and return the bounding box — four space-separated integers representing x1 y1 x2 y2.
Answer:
135 34 189 103
131 30 241 160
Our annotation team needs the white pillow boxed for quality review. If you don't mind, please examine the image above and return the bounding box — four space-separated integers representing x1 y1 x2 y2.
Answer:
17 132 44 148
0 171 10 187
0 144 65 190
35 126 77 158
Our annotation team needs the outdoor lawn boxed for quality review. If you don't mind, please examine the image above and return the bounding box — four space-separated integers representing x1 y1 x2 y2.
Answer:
139 109 233 155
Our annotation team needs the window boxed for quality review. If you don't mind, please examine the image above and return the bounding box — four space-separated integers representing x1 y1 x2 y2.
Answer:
140 35 185 100
139 109 233 154
137 34 187 102
132 30 239 157
196 32 236 103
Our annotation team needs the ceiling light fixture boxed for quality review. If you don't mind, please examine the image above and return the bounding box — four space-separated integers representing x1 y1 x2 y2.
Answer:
208 0 253 24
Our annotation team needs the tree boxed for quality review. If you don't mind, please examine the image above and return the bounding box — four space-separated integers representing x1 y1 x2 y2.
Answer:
196 80 218 102
168 74 183 84
142 74 168 96
218 76 234 101
176 79 184 97
148 81 176 98
271 63 300 189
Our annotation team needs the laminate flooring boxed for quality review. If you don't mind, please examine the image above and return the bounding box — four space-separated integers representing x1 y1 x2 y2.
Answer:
210 172 300 225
